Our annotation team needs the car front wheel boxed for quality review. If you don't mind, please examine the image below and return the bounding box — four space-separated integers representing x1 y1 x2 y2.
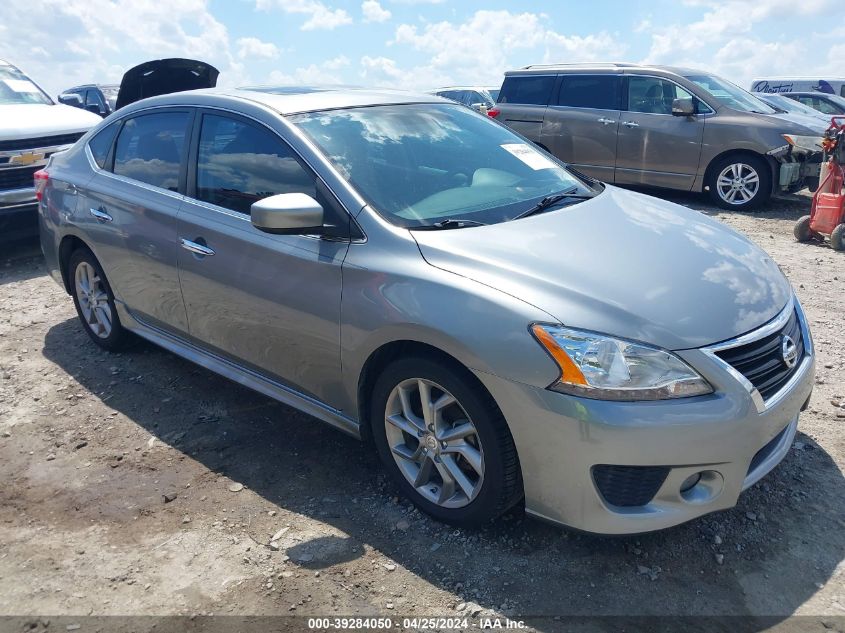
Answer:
707 155 771 210
370 356 522 527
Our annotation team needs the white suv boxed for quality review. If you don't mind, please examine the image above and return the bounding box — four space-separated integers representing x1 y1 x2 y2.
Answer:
0 59 101 241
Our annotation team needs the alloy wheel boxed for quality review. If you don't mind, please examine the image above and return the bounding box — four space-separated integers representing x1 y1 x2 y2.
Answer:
384 378 485 508
74 261 113 339
716 162 760 205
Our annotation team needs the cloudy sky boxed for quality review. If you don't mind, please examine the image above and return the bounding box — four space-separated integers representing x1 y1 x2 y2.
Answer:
1 0 842 98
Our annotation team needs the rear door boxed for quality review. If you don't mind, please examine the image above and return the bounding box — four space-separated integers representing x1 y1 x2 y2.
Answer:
614 75 707 190
176 110 350 404
78 108 192 334
540 74 621 181
497 74 555 142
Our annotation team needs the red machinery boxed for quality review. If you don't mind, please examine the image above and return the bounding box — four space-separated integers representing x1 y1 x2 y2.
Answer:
794 116 845 250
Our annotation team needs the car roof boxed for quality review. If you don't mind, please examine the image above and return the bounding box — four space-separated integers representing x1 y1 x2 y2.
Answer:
504 63 703 78
117 85 445 116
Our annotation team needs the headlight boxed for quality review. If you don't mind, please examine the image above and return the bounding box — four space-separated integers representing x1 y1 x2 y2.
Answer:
531 324 712 401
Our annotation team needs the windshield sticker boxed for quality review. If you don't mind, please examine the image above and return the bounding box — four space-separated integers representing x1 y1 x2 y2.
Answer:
500 143 557 170
3 79 40 93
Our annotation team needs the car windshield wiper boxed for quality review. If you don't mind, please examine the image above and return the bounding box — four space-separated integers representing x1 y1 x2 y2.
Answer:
513 188 593 220
411 218 488 230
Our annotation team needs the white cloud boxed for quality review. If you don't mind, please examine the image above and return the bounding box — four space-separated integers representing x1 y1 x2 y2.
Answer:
236 37 280 60
640 0 835 86
0 0 244 97
381 10 625 89
255 0 352 31
268 55 351 85
362 0 391 23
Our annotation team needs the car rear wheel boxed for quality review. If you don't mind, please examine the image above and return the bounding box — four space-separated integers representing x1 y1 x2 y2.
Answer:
370 356 522 527
707 155 771 210
69 248 131 351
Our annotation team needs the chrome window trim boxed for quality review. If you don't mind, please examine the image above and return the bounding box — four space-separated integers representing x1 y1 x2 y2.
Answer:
701 296 813 414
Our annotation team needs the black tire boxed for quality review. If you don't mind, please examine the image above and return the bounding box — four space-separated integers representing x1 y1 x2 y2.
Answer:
794 215 815 242
370 355 522 527
831 223 845 252
68 248 131 351
706 154 771 211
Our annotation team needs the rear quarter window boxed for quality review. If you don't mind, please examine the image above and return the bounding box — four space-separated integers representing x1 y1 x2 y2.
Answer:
88 122 120 169
498 75 555 105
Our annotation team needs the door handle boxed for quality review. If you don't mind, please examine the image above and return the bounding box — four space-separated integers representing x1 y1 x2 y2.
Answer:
89 207 113 223
597 117 615 125
180 238 215 257
622 121 640 128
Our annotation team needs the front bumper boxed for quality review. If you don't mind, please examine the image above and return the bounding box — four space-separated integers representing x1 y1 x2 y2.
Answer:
475 302 815 534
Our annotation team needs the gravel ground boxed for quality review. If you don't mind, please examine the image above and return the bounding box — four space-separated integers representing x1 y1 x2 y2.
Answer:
0 190 843 630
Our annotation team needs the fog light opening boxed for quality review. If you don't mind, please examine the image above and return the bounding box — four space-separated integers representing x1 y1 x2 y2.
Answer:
680 470 724 504
680 472 702 493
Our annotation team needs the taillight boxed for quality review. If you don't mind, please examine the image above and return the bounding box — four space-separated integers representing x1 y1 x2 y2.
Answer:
33 169 49 201
487 107 500 118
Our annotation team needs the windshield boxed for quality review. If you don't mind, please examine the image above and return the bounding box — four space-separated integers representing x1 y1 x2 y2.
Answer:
290 103 598 228
0 64 52 105
759 93 825 118
686 74 776 114
488 89 500 102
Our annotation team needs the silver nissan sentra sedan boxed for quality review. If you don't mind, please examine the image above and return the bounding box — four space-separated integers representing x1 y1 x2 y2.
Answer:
37 86 815 534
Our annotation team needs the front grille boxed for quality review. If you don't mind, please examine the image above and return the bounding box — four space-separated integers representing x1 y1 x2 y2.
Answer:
747 425 789 476
715 309 804 401
592 464 670 507
0 166 39 191
0 132 84 152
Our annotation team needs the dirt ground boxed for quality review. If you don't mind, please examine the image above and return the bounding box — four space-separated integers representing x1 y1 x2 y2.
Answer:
0 190 844 631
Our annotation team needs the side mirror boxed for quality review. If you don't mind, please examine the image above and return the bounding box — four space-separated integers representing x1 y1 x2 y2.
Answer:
58 93 83 107
250 193 324 235
672 98 695 117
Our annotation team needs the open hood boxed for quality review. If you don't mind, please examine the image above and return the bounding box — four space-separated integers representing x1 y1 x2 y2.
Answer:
115 58 219 109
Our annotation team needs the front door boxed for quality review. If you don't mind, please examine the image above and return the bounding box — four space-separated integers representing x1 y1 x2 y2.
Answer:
540 74 622 182
614 76 706 190
78 109 192 334
176 111 349 405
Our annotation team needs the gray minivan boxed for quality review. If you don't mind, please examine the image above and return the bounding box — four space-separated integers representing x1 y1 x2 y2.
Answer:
495 63 821 209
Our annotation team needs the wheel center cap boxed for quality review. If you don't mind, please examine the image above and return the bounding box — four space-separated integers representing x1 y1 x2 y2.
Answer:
423 435 438 451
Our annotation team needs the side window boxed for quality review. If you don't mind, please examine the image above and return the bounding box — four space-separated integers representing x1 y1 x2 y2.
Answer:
113 111 190 191
557 75 620 110
498 75 555 105
88 121 120 169
627 77 693 114
816 98 838 114
196 114 316 216
85 89 104 112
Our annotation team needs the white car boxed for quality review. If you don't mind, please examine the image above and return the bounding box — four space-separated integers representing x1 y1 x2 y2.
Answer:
1 59 101 241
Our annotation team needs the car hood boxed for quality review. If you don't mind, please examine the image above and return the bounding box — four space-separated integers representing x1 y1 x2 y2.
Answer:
767 111 829 134
0 104 101 141
116 58 219 109
411 187 791 351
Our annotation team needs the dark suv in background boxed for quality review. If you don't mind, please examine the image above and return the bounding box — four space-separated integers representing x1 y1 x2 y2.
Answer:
494 63 822 209
58 84 119 118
